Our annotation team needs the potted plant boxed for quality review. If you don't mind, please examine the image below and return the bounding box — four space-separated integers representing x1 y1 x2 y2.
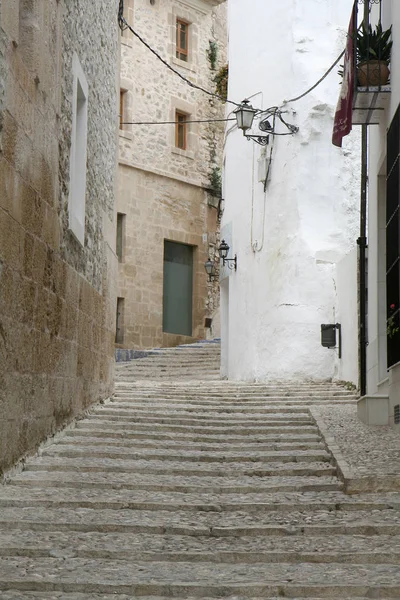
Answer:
356 22 392 86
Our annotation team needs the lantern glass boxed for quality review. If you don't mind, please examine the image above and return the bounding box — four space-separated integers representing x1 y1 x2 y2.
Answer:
234 100 256 132
204 258 214 276
218 240 229 260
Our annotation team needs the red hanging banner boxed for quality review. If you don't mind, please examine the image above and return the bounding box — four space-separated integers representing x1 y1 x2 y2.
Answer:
332 2 356 147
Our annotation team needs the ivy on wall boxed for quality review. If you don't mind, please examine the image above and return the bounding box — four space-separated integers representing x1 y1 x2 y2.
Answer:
214 64 228 101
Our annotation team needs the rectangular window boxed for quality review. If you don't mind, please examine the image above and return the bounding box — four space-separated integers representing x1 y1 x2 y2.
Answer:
115 297 125 344
119 90 126 130
175 111 187 150
176 19 188 61
68 53 88 246
116 213 125 262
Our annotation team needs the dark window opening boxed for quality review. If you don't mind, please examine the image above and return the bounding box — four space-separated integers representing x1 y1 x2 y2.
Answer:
386 104 400 367
115 297 125 344
116 213 125 262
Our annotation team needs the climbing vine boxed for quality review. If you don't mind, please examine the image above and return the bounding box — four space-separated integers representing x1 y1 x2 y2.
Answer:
209 166 222 197
207 40 218 71
214 64 228 101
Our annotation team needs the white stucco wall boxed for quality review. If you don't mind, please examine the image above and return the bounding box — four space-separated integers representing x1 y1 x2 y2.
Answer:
335 248 358 386
222 0 361 382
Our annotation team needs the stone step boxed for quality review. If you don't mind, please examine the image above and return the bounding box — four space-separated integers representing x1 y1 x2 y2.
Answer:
120 366 221 372
113 380 354 388
112 395 357 403
1 530 400 565
1 531 400 567
119 360 220 367
86 413 315 426
0 558 399 597
22 456 336 478
114 380 351 386
0 595 392 600
76 421 321 434
112 394 358 402
102 403 313 414
0 506 399 535
119 376 222 381
96 404 312 415
40 444 331 463
114 386 356 394
63 432 325 451
9 471 344 493
64 428 324 444
112 389 358 397
111 398 357 407
117 361 221 368
113 387 358 395
117 367 221 372
0 487 398 513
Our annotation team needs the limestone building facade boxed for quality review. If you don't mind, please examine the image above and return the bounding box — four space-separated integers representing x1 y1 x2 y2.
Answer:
116 0 226 349
0 1 119 472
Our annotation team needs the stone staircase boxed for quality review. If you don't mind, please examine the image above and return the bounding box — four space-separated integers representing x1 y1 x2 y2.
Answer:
0 341 399 597
115 339 221 380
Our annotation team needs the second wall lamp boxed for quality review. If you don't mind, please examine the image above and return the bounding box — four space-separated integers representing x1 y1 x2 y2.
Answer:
218 239 237 271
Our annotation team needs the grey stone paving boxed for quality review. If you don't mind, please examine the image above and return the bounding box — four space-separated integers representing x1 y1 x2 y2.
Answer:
312 405 400 492
1 340 400 598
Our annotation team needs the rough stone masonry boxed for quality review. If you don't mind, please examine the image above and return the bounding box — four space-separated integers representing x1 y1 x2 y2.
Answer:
0 0 119 473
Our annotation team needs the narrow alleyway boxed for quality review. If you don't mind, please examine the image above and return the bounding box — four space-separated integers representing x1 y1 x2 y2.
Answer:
0 341 400 597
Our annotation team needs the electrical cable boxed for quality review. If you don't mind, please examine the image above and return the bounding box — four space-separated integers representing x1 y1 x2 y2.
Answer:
284 22 365 106
284 49 345 104
118 9 241 107
120 118 236 125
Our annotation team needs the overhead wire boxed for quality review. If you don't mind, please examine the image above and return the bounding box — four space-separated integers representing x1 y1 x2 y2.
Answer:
117 1 351 134
284 49 346 104
117 1 241 108
120 118 236 125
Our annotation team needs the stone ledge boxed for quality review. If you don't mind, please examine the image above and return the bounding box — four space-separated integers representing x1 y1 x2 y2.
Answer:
357 394 389 426
310 406 400 495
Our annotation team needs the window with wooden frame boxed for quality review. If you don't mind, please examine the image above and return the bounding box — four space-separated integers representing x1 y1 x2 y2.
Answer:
175 111 187 150
176 19 189 61
119 90 126 130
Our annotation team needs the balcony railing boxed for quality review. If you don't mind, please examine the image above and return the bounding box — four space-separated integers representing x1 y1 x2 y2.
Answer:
352 0 391 125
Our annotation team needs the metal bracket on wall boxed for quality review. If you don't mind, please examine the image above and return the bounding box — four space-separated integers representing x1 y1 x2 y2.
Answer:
336 323 342 360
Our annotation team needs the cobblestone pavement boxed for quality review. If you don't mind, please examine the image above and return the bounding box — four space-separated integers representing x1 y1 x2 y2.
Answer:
1 340 400 598
311 405 400 492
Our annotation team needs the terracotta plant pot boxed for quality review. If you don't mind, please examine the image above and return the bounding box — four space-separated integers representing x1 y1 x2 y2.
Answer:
357 60 390 86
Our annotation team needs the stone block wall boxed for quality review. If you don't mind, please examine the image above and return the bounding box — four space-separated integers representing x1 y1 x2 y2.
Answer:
117 0 226 349
118 165 210 348
0 0 119 473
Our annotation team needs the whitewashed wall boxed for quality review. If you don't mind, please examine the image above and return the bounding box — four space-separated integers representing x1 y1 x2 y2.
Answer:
364 0 400 427
222 0 361 382
335 248 358 386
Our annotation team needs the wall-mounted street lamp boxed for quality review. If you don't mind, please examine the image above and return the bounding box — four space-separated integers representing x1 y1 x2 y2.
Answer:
234 99 299 146
218 239 237 271
204 241 237 280
204 257 216 282
234 100 269 146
